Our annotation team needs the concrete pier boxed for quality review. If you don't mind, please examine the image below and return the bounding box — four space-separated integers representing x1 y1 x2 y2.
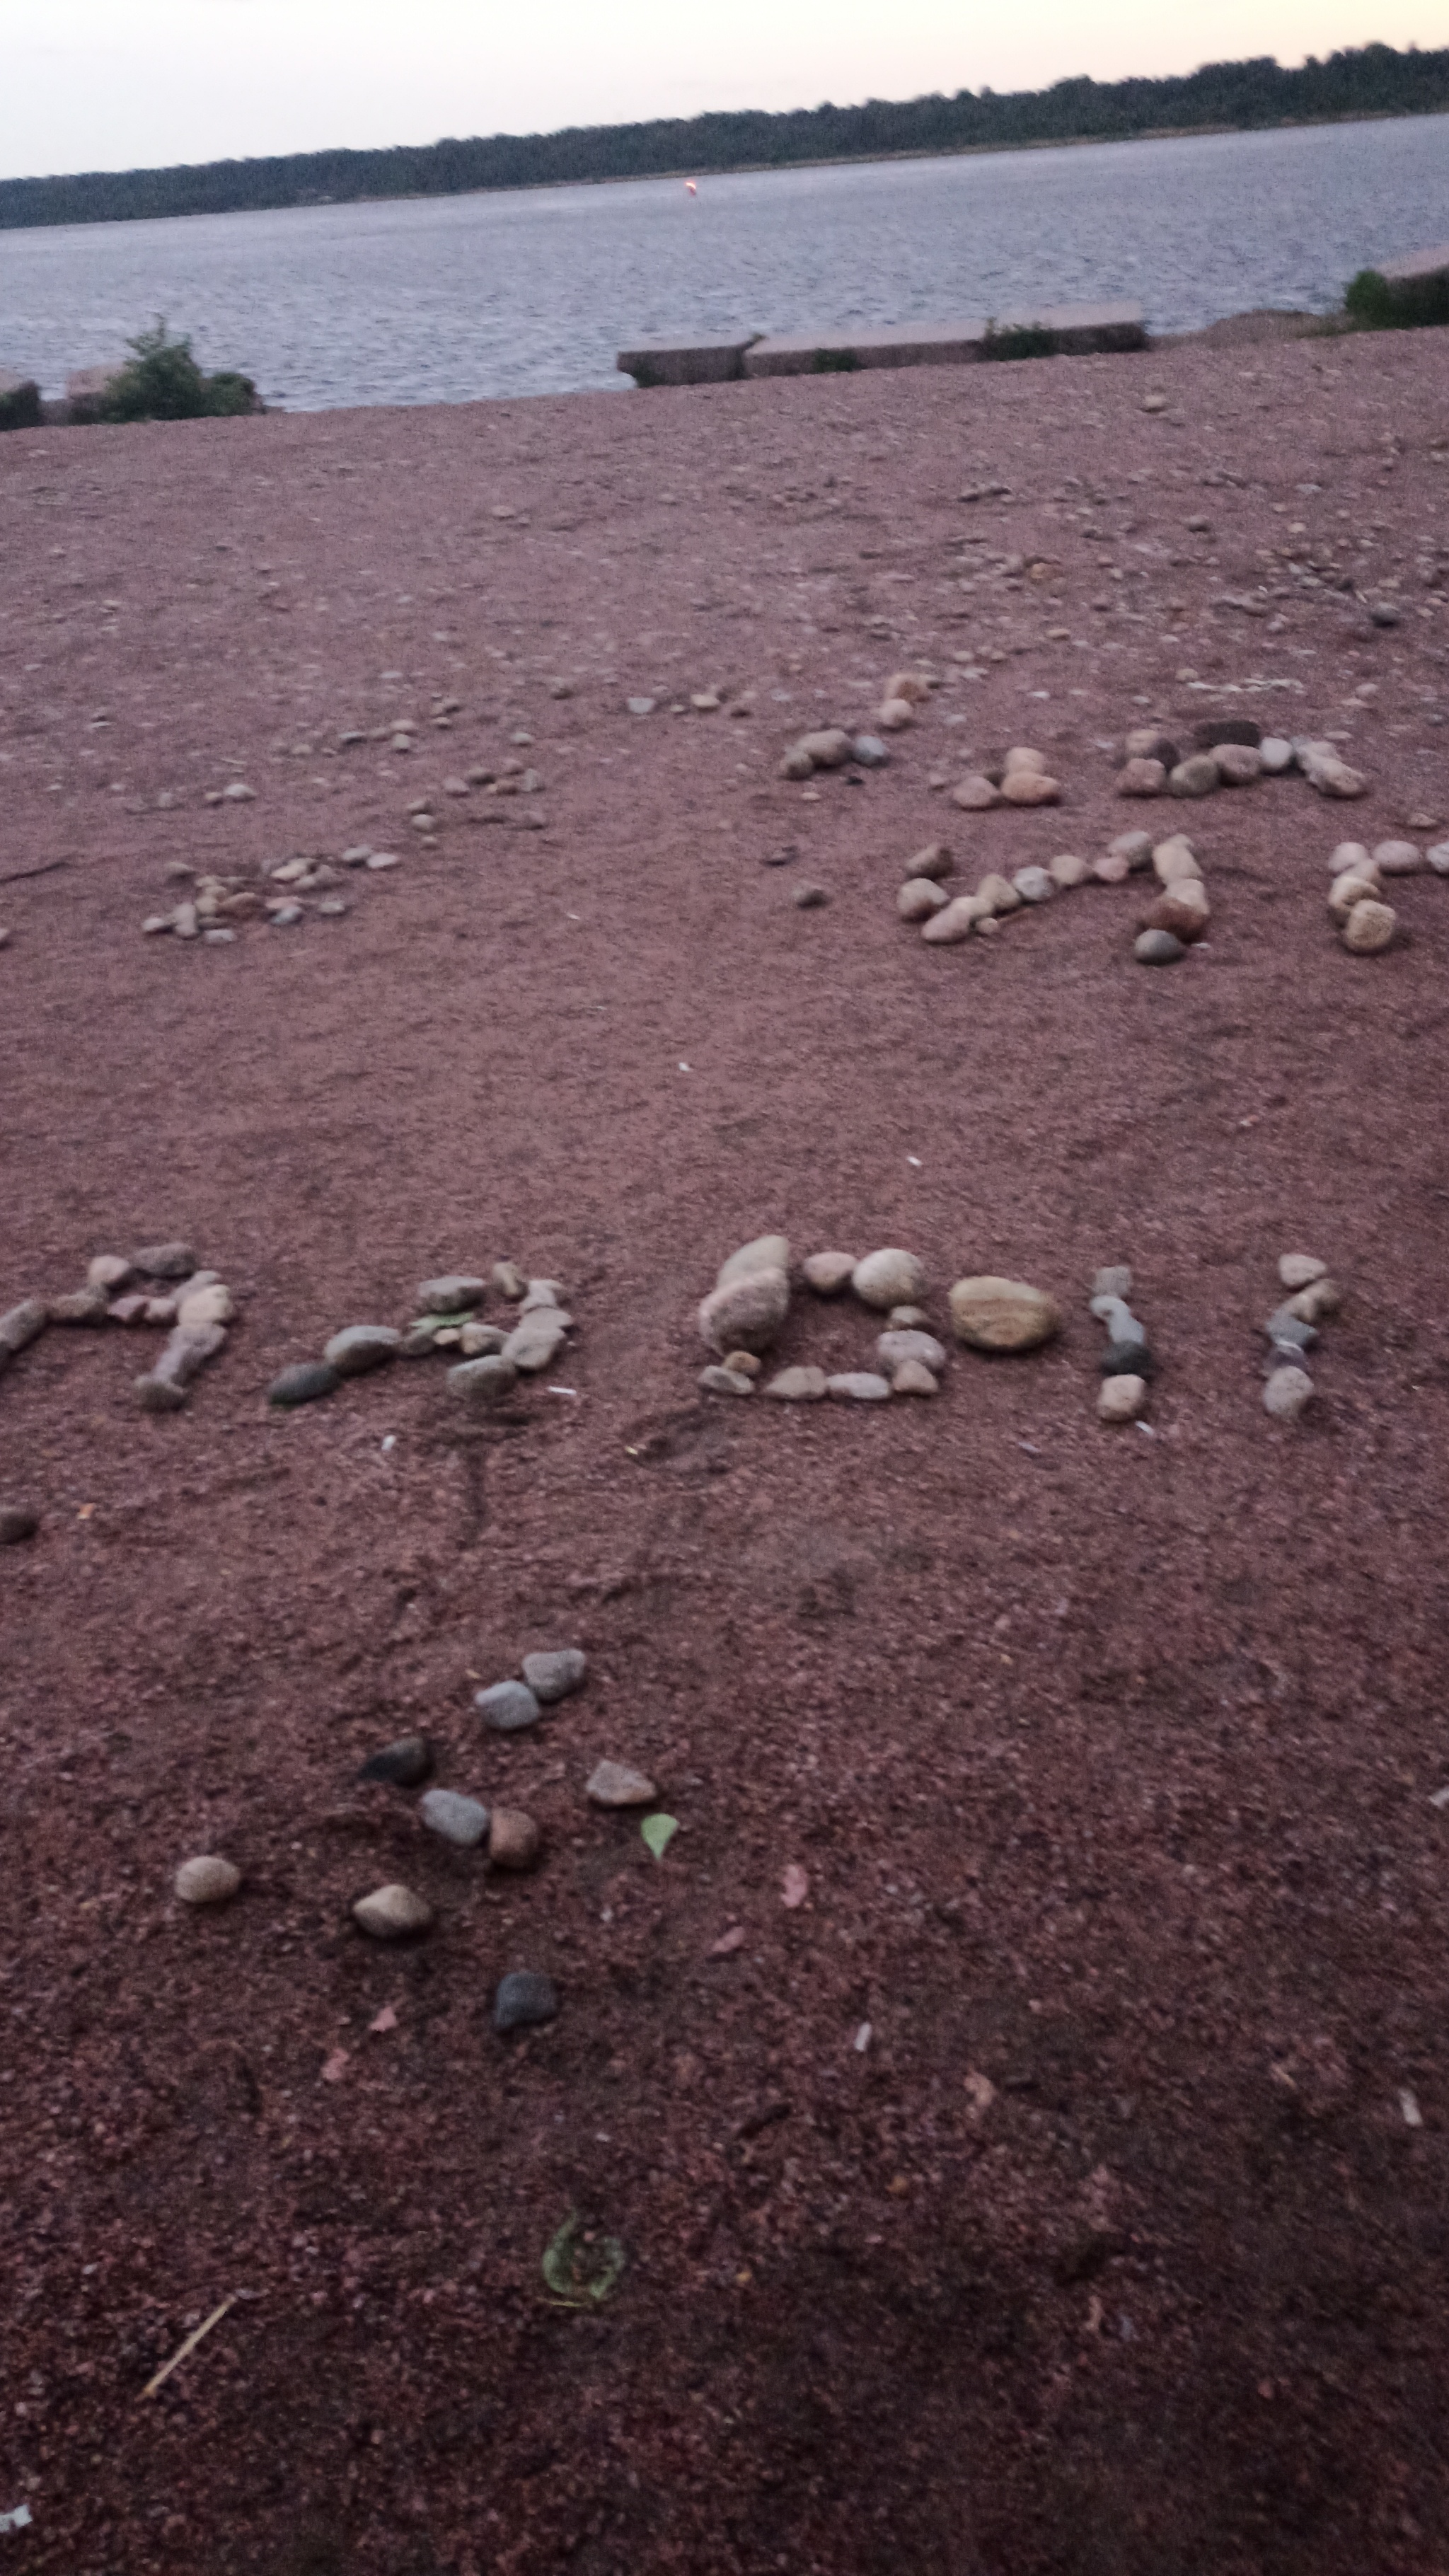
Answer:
616 335 759 387
618 304 1145 386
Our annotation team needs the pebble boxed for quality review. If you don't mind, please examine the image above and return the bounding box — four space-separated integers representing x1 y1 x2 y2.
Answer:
1170 755 1220 798
50 1286 111 1324
0 1297 48 1355
698 1267 789 1355
717 1236 790 1288
1373 840 1424 876
853 1248 925 1310
1260 737 1293 773
420 1788 490 1848
143 1297 178 1327
458 1319 507 1357
87 1254 132 1293
268 1360 340 1407
1088 1294 1142 1338
175 1854 243 1905
700 1362 754 1396
921 894 986 944
1144 893 1209 945
852 735 889 766
803 1252 856 1295
1278 1253 1327 1289
724 1351 762 1377
1001 770 1060 807
1341 899 1396 953
418 1275 487 1312
137 1322 226 1412
492 1970 559 2033
1428 842 1449 874
1110 830 1155 871
1136 928 1185 964
178 1283 234 1332
877 1328 946 1374
904 843 953 881
1092 1266 1133 1299
488 1808 542 1871
898 877 949 921
792 882 829 908
949 1276 1061 1351
1116 757 1166 797
357 1735 434 1786
1012 865 1053 904
475 1679 542 1733
1328 870 1380 923
764 1365 827 1400
1214 743 1264 786
1262 1343 1311 1378
1049 852 1088 889
449 1353 519 1402
1287 1278 1341 1323
0 1506 38 1544
1101 1340 1152 1377
1098 1374 1148 1423
503 1310 570 1373
875 698 914 732
270 905 304 927
1124 729 1179 767
891 1359 939 1396
1266 1308 1317 1350
826 1372 892 1400
523 1648 587 1704
1264 1368 1314 1421
324 1324 400 1376
353 1883 434 1940
366 851 402 870
974 872 1020 915
1094 853 1131 887
520 1278 565 1312
797 729 853 769
952 773 1000 810
627 696 655 717
1153 838 1201 886
587 1760 657 1807
492 1261 526 1300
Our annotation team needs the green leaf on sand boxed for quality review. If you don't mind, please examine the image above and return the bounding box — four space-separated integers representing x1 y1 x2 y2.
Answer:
641 1812 679 1861
541 2211 625 2308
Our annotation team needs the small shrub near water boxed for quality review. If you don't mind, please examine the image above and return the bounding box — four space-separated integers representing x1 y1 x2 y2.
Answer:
0 379 42 432
97 320 258 422
1345 266 1449 332
981 320 1060 362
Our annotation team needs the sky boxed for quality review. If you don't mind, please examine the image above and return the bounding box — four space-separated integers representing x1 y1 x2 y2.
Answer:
4 0 1444 180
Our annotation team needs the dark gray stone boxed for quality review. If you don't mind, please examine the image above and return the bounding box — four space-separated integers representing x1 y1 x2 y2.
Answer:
1265 1308 1317 1351
493 1970 559 2033
1101 1341 1154 1378
1135 928 1186 964
323 1324 400 1376
793 882 830 908
522 1648 587 1704
268 1361 340 1407
417 1275 487 1312
420 1787 490 1847
0 1506 38 1545
357 1734 434 1787
475 1679 542 1733
132 1242 195 1280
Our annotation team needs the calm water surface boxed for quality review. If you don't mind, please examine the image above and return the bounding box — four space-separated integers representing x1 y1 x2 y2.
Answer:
2 115 1447 411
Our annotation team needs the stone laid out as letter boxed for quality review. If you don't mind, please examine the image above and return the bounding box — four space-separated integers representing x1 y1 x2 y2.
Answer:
949 1277 1061 1351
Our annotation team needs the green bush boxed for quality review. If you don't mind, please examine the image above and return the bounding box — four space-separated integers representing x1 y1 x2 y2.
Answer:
981 321 1060 362
97 320 258 422
0 379 42 432
1346 265 1449 331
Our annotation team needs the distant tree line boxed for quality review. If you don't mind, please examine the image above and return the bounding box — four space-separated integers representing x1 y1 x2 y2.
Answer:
2 43 1447 231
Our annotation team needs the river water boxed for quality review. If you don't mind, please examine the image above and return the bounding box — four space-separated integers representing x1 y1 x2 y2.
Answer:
1 112 1447 411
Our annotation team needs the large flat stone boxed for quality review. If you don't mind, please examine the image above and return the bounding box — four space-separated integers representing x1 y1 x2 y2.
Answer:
616 336 759 387
741 304 1145 377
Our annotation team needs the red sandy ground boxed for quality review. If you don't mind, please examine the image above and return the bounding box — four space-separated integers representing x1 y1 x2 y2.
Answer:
1 327 1448 2576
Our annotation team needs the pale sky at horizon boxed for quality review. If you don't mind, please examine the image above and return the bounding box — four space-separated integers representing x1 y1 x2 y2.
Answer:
4 0 1445 183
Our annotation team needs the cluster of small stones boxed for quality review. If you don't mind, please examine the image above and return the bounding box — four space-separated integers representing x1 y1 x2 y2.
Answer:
268 1263 575 1411
171 1641 666 2037
697 1237 1061 1401
142 848 398 944
899 825 1210 964
627 684 755 721
1262 1253 1341 1423
0 1241 233 1416
948 743 1063 812
778 666 937 779
1327 837 1449 955
1088 1266 1153 1424
1112 717 1367 804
